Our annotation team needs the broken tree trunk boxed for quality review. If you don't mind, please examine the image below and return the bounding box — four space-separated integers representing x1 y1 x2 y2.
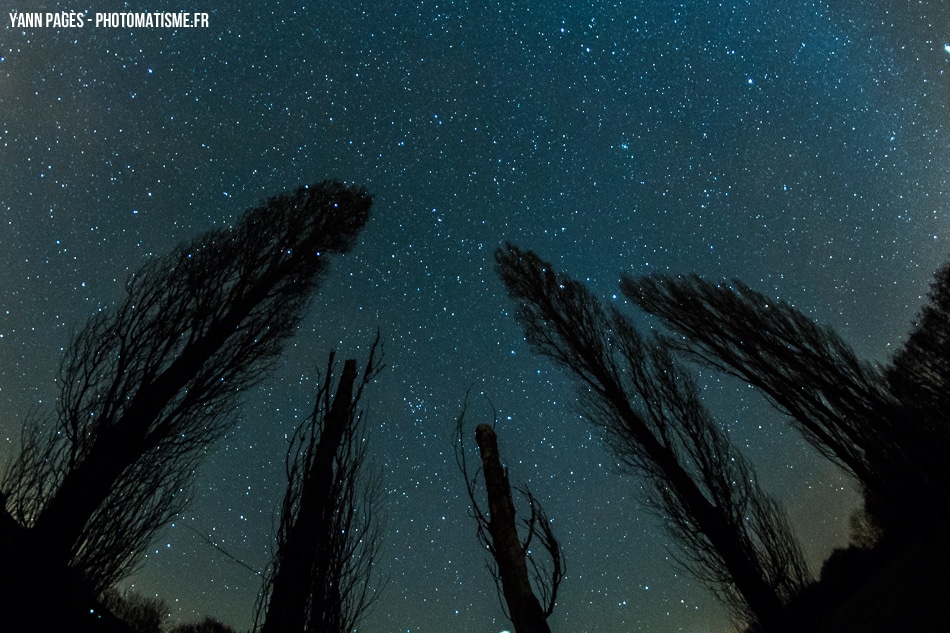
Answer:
475 424 552 633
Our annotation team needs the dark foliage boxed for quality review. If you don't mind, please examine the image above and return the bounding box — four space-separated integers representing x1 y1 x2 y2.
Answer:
455 404 563 633
621 274 891 484
168 617 237 633
884 260 950 518
496 244 811 631
0 573 138 633
0 180 372 629
256 337 385 633
888 260 950 426
99 588 167 633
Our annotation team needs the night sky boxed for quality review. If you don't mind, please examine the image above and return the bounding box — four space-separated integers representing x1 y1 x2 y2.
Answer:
2 1 949 631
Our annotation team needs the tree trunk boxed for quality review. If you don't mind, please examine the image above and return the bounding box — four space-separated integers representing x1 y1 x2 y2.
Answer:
31 292 260 567
475 424 552 633
261 359 357 633
605 383 787 631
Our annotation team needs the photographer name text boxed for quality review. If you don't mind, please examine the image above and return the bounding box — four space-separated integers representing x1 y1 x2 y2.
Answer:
9 11 210 28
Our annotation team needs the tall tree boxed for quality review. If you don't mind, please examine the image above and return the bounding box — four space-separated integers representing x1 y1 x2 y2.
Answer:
256 339 385 633
0 180 372 625
454 406 563 633
496 244 810 631
620 272 940 531
887 260 950 442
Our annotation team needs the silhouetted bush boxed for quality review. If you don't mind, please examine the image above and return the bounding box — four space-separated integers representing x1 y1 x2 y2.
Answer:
99 588 167 633
169 617 236 633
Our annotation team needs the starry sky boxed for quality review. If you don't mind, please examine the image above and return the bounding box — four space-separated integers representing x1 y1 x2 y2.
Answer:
2 1 949 631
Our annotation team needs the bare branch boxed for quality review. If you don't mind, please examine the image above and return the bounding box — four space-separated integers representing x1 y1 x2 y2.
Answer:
455 399 564 633
181 522 263 578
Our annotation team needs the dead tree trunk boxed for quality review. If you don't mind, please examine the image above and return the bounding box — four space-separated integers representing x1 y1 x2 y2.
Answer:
475 424 552 633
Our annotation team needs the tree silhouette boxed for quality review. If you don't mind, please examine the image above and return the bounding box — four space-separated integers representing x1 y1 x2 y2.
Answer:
886 261 950 490
496 244 811 631
454 404 563 633
256 337 385 633
0 180 372 628
169 617 237 633
619 272 941 532
889 261 950 416
99 588 167 633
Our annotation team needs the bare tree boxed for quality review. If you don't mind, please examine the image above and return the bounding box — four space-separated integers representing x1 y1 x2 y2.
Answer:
256 337 385 633
454 403 563 633
495 244 811 631
620 272 941 531
0 181 372 626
